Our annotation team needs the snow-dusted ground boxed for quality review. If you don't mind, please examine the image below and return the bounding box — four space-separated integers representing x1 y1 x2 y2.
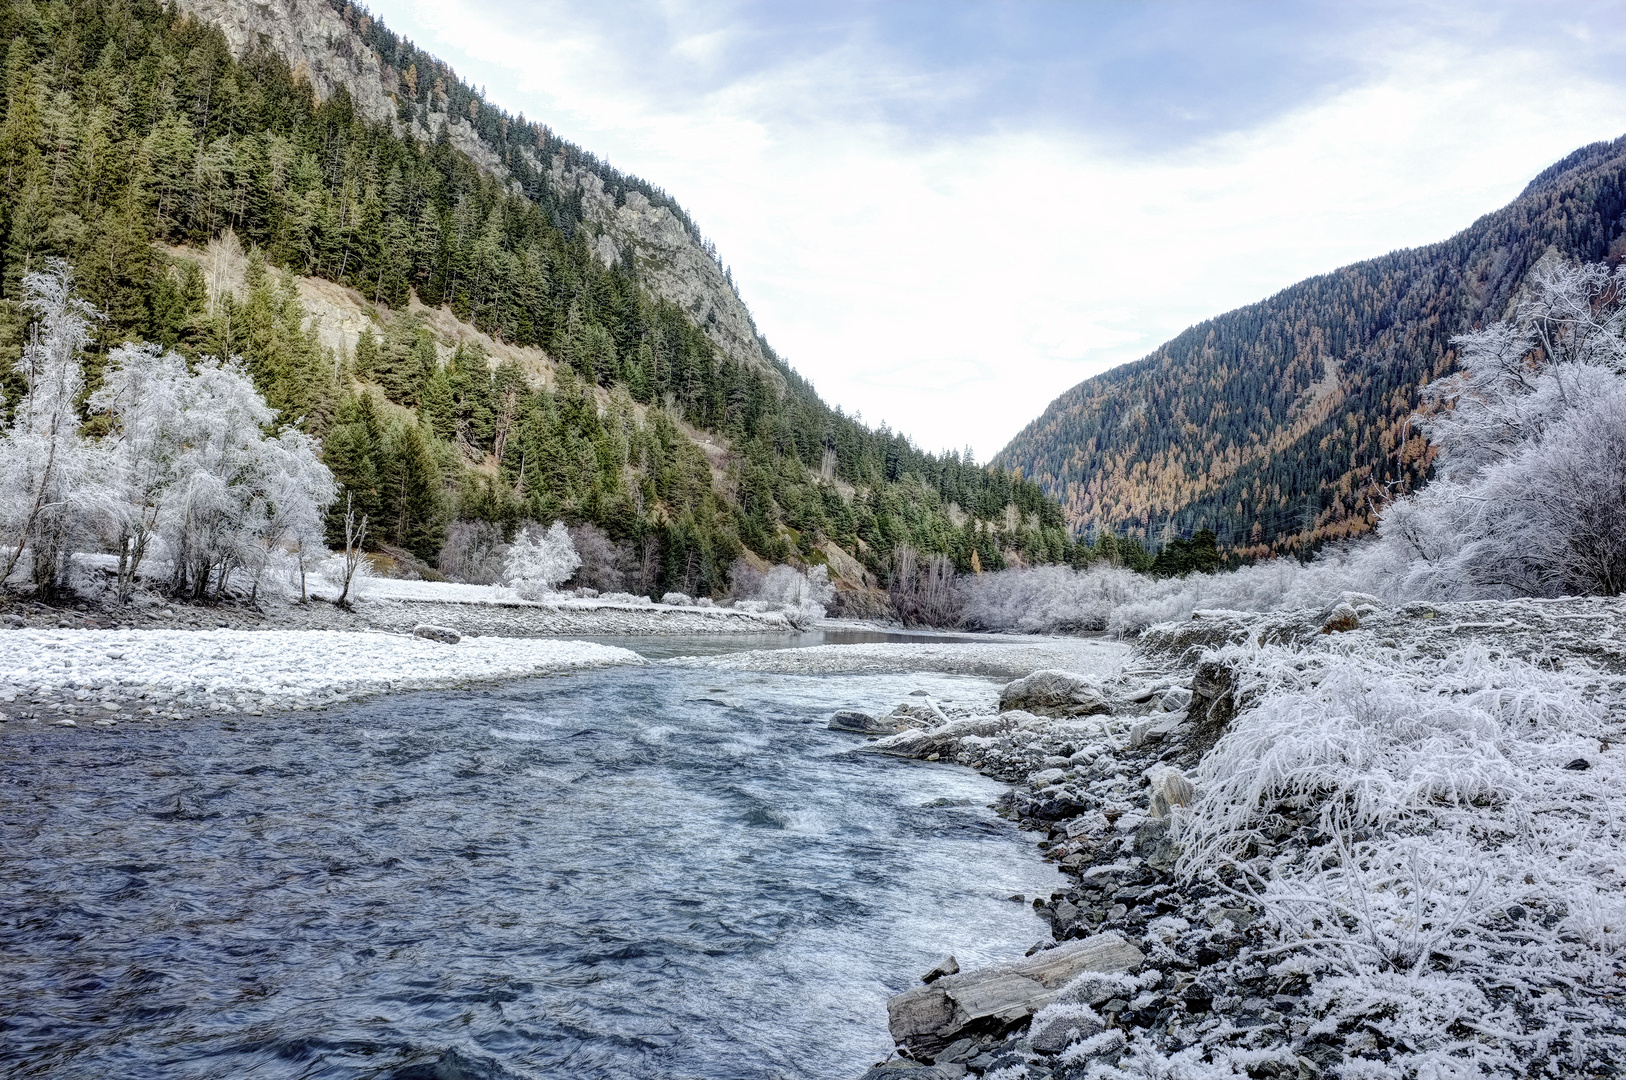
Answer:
673 636 1130 679
0 629 642 726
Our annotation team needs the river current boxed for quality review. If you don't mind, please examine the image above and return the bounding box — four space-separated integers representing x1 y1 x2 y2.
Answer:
1 639 1060 1079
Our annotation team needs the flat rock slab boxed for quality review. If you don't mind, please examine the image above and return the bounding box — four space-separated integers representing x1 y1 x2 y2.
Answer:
887 931 1144 1060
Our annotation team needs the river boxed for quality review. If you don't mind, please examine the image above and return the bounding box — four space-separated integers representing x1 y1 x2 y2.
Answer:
1 637 1062 1079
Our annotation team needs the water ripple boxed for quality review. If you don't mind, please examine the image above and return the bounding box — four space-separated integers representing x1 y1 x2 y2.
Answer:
1 665 1059 1079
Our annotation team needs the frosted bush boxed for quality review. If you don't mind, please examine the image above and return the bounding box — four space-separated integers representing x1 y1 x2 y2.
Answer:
731 561 834 623
962 546 1391 637
503 521 580 600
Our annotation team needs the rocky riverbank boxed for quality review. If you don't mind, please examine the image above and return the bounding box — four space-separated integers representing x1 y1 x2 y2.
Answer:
850 596 1626 1079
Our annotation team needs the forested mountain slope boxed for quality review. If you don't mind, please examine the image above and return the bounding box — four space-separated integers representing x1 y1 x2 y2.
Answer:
997 137 1626 555
0 0 1072 599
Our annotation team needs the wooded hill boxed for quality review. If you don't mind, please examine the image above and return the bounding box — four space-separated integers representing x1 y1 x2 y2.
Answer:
0 0 1074 599
997 137 1626 556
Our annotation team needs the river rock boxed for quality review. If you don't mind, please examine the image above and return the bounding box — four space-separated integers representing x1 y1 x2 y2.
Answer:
859 1063 968 1080
829 710 897 735
1320 602 1360 634
1 614 25 629
997 670 1112 718
922 955 959 983
886 931 1144 1060
1029 1004 1105 1054
412 623 461 644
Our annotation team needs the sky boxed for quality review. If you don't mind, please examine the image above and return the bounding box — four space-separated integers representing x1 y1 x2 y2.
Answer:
365 0 1626 462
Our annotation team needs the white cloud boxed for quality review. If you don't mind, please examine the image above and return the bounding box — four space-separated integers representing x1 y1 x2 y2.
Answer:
372 0 1626 461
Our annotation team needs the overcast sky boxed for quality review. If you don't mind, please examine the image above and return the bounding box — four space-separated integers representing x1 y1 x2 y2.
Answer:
367 0 1626 462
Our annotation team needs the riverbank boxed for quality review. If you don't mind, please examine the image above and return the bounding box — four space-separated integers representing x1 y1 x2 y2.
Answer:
853 596 1626 1079
0 628 643 726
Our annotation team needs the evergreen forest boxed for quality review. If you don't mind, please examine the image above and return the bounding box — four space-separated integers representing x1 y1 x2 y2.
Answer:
0 0 1081 598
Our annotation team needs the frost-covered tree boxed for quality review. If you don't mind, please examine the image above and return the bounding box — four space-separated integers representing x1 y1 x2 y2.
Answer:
1380 258 1626 598
0 262 112 597
503 521 580 599
88 343 189 600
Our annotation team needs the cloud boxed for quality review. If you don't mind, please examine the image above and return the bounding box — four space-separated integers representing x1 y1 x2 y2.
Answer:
370 0 1626 460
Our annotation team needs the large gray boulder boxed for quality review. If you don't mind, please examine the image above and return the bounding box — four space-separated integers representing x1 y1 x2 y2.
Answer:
998 670 1112 718
829 710 898 735
412 623 461 644
886 932 1144 1060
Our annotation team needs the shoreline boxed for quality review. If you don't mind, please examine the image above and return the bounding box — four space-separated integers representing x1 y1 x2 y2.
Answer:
851 595 1626 1079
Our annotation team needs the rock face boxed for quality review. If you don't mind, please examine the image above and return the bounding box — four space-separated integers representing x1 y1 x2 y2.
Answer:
553 175 785 384
998 670 1112 718
174 0 504 176
177 0 779 387
828 710 897 735
886 932 1144 1060
412 623 461 644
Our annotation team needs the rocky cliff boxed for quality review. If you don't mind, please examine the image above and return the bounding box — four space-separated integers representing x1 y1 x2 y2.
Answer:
174 0 777 382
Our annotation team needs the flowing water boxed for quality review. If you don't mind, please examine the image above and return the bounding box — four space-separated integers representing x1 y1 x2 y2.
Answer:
1 647 1062 1079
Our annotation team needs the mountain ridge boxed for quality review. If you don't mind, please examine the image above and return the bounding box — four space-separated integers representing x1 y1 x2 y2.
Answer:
996 134 1626 554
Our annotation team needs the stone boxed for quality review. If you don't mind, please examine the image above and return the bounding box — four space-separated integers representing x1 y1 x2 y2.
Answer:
998 670 1112 718
1160 686 1193 712
887 932 1144 1059
1 614 25 629
1146 767 1195 819
859 1063 968 1080
922 956 959 983
411 623 461 644
1030 1008 1105 1054
829 710 898 735
1319 602 1360 634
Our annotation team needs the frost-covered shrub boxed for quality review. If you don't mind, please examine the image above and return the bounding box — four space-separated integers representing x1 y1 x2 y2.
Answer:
732 562 834 623
503 521 580 599
660 591 693 606
1376 258 1626 600
2 265 334 603
963 546 1390 637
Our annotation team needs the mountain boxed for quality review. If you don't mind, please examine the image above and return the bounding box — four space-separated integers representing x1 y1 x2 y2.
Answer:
0 0 1074 601
996 137 1626 556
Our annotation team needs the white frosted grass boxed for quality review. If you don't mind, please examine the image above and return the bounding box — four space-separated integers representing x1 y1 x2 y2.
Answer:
1122 641 1626 1078
0 629 643 715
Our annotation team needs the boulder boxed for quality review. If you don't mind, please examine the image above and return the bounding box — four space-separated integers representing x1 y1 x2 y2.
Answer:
1319 602 1360 634
1 614 25 629
829 710 898 735
998 670 1111 718
922 955 959 983
412 623 461 644
1029 1004 1105 1054
1146 766 1195 819
886 932 1144 1060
